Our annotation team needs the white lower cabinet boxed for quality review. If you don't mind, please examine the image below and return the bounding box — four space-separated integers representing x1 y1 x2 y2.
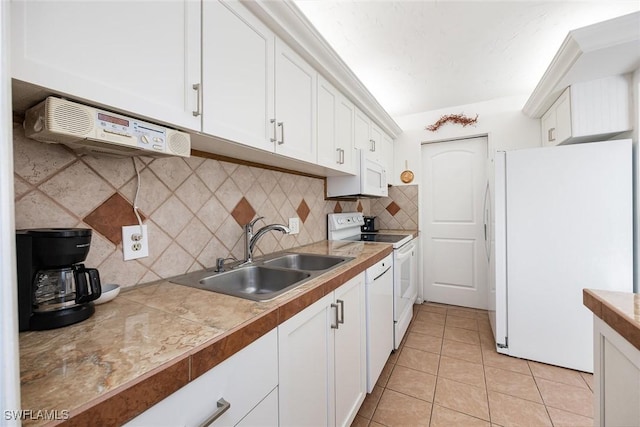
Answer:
125 329 278 427
236 387 279 427
593 317 640 427
278 273 366 427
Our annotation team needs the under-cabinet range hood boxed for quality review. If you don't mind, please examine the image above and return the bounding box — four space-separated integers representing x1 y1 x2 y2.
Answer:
326 150 388 198
24 97 191 158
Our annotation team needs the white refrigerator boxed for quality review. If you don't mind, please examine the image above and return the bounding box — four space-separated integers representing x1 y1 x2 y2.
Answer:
490 139 633 373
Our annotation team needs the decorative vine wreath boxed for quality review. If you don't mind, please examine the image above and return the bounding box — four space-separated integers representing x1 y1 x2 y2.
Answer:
426 113 478 132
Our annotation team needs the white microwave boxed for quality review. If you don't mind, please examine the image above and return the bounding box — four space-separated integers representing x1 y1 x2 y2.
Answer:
326 150 388 198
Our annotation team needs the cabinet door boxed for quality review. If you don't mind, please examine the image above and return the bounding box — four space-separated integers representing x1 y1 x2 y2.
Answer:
541 88 571 146
354 108 371 152
554 90 572 144
125 329 278 427
12 0 201 131
278 293 334 426
541 107 557 146
275 39 316 163
369 124 383 161
336 94 357 175
334 274 366 427
202 0 275 152
236 387 279 427
317 75 339 168
381 133 394 184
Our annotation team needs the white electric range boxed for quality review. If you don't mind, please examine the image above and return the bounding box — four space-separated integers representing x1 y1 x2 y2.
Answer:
327 212 418 350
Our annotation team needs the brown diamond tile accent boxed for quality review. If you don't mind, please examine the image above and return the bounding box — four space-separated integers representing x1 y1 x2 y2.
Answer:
231 197 256 227
334 202 342 213
84 193 146 245
297 199 310 223
386 201 401 216
357 201 363 212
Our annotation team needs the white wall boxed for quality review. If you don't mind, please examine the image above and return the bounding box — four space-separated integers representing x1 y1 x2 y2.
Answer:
1 0 21 424
392 94 540 186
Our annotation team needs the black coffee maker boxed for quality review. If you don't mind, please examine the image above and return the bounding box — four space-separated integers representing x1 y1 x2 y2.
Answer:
16 228 102 331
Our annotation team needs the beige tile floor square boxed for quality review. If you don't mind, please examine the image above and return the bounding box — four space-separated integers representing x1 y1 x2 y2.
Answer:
355 302 594 426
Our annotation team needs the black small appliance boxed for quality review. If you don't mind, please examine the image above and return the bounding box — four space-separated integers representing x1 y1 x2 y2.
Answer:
361 216 379 232
16 228 102 331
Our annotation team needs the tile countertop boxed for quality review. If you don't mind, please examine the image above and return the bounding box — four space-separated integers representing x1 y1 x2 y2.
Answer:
583 289 640 351
19 240 394 427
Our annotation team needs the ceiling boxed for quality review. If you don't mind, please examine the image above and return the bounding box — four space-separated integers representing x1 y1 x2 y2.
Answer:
293 1 640 118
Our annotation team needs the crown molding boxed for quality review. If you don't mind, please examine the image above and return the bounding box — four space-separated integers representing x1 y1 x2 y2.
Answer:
523 12 640 118
241 0 403 137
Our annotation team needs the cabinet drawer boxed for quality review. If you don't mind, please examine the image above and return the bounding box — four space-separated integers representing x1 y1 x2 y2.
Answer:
126 329 278 427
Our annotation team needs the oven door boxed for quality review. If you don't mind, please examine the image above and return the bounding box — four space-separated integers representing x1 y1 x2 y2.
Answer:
393 239 417 349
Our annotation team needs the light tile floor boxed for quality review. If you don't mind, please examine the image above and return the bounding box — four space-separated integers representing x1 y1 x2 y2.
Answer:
353 302 594 427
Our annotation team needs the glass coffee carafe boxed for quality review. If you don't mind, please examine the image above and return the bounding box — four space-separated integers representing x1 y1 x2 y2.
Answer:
32 264 101 313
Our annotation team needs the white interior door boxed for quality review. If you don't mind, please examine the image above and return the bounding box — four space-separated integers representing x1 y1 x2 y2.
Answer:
421 137 488 309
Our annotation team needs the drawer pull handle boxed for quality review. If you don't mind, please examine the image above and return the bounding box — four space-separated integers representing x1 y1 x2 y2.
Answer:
199 398 231 427
331 303 339 329
337 299 345 324
548 127 556 142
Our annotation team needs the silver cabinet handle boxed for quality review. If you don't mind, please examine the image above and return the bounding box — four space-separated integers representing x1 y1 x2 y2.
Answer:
548 127 556 142
192 83 202 117
198 398 231 427
331 303 339 329
337 299 344 324
270 119 276 143
341 149 345 164
369 139 375 152
336 148 341 164
277 122 284 145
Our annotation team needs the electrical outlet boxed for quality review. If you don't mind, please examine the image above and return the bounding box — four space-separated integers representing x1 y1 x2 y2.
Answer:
122 225 149 261
288 217 300 235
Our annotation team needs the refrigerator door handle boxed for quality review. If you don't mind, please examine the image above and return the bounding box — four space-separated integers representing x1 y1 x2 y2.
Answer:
483 182 491 263
494 152 509 354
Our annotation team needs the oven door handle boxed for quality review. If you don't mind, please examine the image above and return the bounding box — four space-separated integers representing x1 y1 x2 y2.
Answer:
396 242 415 258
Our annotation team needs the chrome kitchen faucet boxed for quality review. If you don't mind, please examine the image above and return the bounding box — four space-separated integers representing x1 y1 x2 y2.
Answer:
242 216 290 264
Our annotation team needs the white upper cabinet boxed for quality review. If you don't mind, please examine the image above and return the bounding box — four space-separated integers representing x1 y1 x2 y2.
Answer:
317 75 356 174
274 39 317 163
369 123 383 161
381 133 394 183
541 75 631 146
354 107 394 181
11 0 201 131
202 0 275 152
202 2 315 164
354 108 372 153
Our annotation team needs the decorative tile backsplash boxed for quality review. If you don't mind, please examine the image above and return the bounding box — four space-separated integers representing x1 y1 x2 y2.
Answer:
12 123 418 288
369 185 419 230
12 123 370 288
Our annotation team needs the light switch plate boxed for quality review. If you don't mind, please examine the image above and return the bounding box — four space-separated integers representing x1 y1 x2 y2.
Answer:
288 217 300 235
122 225 149 260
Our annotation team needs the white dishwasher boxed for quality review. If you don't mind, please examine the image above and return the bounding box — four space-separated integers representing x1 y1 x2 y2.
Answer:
365 253 394 393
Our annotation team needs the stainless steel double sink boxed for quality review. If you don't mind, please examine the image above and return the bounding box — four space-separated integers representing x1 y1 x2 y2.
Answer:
169 253 354 302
